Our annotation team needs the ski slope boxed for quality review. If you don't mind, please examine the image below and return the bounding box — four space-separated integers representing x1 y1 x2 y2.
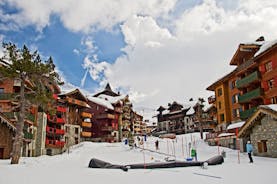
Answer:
0 133 276 184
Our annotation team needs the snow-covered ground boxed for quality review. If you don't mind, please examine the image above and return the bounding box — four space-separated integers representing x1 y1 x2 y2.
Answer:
0 133 276 184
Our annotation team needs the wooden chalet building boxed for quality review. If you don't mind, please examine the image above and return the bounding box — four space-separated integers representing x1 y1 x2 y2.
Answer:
0 78 37 157
156 101 190 134
59 89 92 144
207 37 277 131
0 113 15 159
87 83 139 142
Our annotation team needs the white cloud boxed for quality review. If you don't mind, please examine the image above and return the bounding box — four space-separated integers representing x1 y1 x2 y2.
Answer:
3 0 177 32
90 0 277 110
0 35 4 57
3 0 277 112
73 49 80 55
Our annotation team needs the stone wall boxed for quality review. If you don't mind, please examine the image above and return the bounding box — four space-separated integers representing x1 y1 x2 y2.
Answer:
251 115 277 158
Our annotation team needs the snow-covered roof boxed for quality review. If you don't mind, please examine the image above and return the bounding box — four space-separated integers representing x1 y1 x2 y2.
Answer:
98 94 126 104
243 40 264 46
254 39 277 57
217 133 235 138
186 107 195 115
87 96 114 110
260 104 277 112
227 121 245 130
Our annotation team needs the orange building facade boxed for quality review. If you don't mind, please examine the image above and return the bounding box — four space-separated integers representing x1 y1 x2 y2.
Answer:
207 37 277 131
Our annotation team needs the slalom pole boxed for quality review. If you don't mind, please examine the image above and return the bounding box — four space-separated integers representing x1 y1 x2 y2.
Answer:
185 137 188 159
172 140 175 157
167 140 169 154
142 140 146 169
236 128 240 164
217 137 220 155
181 136 184 158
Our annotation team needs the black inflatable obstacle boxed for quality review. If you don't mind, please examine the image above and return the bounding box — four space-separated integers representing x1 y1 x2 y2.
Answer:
88 155 224 171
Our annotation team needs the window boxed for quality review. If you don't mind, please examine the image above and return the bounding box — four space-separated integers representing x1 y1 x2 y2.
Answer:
235 94 239 103
268 79 275 89
265 61 272 72
75 127 79 134
232 108 240 118
232 94 239 104
230 80 236 89
257 140 267 153
217 88 223 97
218 102 222 109
220 113 225 122
0 88 4 93
75 137 79 144
271 96 277 104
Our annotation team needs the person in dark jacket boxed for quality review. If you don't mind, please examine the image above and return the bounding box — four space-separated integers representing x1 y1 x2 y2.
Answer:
155 140 159 150
246 141 253 163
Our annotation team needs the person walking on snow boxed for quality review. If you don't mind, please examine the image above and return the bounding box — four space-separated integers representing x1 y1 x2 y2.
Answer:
155 140 159 150
246 141 253 163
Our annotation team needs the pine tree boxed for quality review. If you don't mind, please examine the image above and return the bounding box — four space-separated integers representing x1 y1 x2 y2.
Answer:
0 43 63 164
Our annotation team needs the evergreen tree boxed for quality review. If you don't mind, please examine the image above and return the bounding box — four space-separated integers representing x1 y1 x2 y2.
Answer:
0 43 63 164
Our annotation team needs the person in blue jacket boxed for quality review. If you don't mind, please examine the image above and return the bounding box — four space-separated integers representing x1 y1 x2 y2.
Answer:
246 141 253 163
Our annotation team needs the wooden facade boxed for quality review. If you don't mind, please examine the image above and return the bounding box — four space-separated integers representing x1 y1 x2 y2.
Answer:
157 101 190 134
207 37 277 131
0 78 37 157
0 113 15 159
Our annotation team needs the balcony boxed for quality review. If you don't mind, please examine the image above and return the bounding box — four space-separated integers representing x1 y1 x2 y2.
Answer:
82 122 92 128
55 128 65 135
45 139 65 147
46 126 65 135
97 113 115 119
56 117 65 124
3 112 35 123
238 87 263 103
236 71 260 89
23 131 33 140
57 106 67 113
101 126 113 131
0 93 14 100
81 131 92 137
81 112 92 118
47 115 66 124
240 107 257 120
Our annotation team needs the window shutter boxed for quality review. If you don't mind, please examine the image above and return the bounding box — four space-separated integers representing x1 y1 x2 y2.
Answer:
259 64 266 74
272 57 277 69
264 98 271 105
261 81 269 91
274 77 277 87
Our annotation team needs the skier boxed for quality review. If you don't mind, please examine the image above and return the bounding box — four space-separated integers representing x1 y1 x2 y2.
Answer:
155 140 159 150
246 141 253 163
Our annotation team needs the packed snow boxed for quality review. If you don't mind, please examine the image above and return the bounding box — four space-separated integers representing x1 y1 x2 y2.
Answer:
0 133 276 184
227 121 245 130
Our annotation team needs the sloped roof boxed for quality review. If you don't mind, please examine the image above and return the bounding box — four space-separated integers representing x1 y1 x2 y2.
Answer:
0 112 16 131
238 105 277 137
227 121 245 130
93 83 119 97
87 96 114 110
254 39 277 57
60 88 87 101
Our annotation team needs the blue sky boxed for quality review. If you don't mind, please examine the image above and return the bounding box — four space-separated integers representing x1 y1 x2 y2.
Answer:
1 0 277 113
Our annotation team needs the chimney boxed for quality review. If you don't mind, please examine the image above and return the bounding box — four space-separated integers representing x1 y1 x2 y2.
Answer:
256 36 265 42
